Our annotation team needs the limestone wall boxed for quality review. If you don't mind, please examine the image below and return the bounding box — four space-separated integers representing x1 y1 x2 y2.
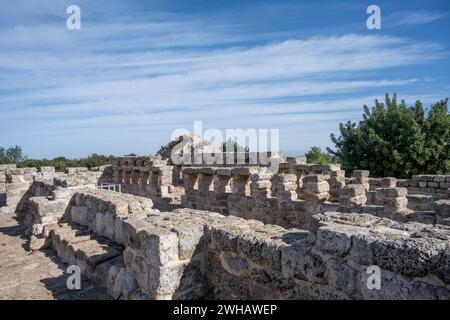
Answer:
112 156 184 207
4 167 40 214
87 208 450 300
0 165 113 215
17 176 449 300
120 209 219 299
367 175 450 195
0 164 16 207
3 158 448 300
211 211 449 299
181 167 348 229
180 167 449 229
69 189 153 243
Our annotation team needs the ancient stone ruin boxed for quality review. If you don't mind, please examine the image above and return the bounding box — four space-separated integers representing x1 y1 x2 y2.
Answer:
0 138 449 300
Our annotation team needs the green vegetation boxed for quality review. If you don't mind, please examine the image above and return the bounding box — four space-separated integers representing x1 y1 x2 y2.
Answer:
0 146 114 171
328 94 450 178
0 145 25 164
305 146 334 164
221 139 250 153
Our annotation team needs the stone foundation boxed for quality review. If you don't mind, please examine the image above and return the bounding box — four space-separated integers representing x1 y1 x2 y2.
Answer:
0 159 449 300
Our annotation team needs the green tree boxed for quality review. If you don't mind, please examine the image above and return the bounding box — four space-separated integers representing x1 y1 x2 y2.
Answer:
0 145 26 164
328 94 450 178
305 146 332 164
0 147 10 164
84 153 114 169
221 139 249 153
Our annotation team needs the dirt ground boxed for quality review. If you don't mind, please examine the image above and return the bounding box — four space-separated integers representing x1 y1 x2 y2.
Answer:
0 213 110 300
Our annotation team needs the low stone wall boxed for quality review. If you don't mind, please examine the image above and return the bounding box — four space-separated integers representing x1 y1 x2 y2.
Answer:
181 167 348 229
435 200 450 226
3 159 449 300
180 167 449 228
112 156 184 208
92 208 450 300
0 164 16 207
0 165 113 215
13 172 450 300
28 187 154 299
368 175 450 195
69 189 153 243
120 209 221 299
406 194 446 211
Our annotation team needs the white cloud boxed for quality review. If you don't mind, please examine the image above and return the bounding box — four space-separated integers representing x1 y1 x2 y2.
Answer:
384 9 447 27
0 6 447 158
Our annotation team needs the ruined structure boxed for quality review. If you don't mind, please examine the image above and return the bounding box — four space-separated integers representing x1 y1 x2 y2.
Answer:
0 138 449 300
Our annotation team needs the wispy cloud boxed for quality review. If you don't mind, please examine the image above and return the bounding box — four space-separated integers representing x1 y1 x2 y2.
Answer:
384 9 447 27
0 1 448 158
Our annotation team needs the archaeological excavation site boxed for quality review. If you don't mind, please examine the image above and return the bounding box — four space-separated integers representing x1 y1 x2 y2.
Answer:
0 136 449 300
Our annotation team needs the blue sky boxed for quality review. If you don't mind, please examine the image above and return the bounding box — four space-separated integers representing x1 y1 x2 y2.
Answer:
0 0 449 158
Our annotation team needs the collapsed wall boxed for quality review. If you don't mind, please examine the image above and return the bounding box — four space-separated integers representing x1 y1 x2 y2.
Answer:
206 211 450 299
366 175 450 196
0 165 113 216
55 203 450 300
1 160 449 300
180 167 449 229
112 156 184 209
180 165 346 229
0 164 16 207
29 186 449 301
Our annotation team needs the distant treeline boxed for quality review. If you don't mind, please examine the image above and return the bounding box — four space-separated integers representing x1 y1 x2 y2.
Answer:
0 145 114 171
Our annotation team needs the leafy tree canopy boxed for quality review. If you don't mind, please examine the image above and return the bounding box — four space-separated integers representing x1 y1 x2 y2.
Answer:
0 146 114 172
221 139 249 153
328 94 450 178
305 146 333 164
0 145 26 164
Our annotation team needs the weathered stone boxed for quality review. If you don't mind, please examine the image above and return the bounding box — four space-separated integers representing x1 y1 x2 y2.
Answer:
434 200 450 218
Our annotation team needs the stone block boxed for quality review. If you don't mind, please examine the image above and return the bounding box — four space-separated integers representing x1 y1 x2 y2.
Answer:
413 175 434 182
421 187 435 194
381 177 397 188
353 170 369 178
39 166 55 173
71 206 88 226
215 168 232 176
383 196 408 210
339 184 366 197
440 182 450 189
137 229 179 266
325 257 357 295
428 182 439 188
303 175 325 183
434 175 446 182
0 171 6 183
396 179 408 187
316 224 367 257
408 180 418 187
407 187 421 194
0 164 16 170
304 192 330 202
376 238 444 277
434 200 450 218
111 268 136 300
305 181 330 193
436 244 450 284
378 187 407 197
231 167 260 176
